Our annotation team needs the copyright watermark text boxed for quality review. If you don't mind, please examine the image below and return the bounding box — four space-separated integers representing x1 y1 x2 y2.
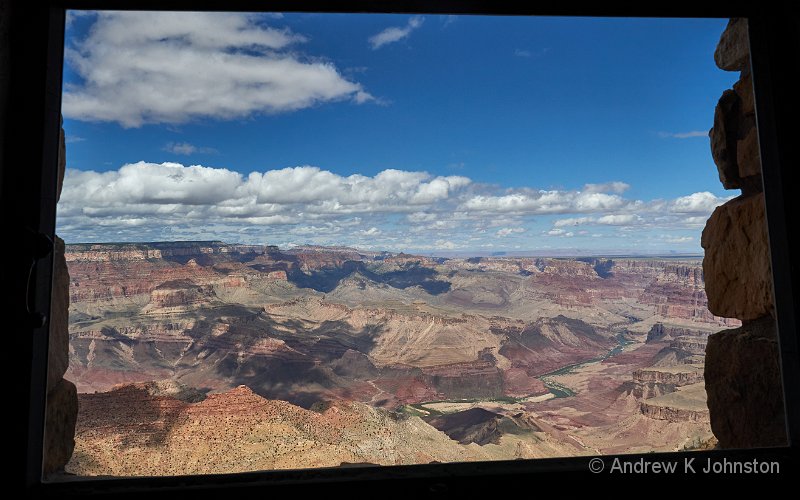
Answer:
588 457 780 475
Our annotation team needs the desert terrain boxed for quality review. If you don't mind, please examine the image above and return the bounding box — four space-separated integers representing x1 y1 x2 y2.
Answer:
63 242 733 475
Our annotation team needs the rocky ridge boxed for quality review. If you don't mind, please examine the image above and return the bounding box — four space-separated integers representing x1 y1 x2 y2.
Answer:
68 384 490 475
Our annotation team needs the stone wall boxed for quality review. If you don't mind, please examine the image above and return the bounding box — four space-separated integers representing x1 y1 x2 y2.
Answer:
42 118 78 476
702 18 787 448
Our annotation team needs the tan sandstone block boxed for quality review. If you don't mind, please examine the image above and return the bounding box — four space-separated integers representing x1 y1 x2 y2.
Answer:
715 18 750 72
701 193 773 320
737 124 761 179
710 90 741 190
43 378 78 475
705 315 787 448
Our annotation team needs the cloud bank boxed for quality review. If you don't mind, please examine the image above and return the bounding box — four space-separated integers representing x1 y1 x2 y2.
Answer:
62 12 372 127
58 161 730 252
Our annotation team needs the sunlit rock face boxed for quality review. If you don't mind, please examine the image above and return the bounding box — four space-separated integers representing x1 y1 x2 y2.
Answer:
702 193 773 321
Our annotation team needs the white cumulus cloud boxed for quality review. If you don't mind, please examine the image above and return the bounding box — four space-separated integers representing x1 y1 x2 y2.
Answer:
57 162 477 243
462 188 627 215
596 214 641 225
668 192 729 213
63 11 372 127
542 191 728 239
57 161 728 251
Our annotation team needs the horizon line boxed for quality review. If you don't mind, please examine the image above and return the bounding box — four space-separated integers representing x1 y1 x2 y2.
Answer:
62 239 704 259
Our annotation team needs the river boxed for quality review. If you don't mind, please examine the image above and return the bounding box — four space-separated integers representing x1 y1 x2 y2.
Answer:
538 332 634 398
402 330 635 415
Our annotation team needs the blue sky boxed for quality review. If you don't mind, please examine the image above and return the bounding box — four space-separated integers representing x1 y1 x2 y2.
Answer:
58 12 738 254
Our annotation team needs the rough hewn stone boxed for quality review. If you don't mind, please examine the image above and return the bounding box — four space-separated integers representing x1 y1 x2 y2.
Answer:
43 378 78 475
734 69 755 117
710 90 741 189
43 119 78 477
701 193 773 321
737 123 761 178
47 236 70 392
705 316 787 448
715 18 750 72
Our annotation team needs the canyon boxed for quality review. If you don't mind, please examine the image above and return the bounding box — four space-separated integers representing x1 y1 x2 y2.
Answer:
64 241 734 475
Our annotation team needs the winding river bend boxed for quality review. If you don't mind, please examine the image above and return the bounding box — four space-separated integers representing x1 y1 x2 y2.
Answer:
538 332 634 398
403 331 636 416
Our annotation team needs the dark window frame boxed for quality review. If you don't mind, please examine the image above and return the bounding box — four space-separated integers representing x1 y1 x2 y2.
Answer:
3 1 798 495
